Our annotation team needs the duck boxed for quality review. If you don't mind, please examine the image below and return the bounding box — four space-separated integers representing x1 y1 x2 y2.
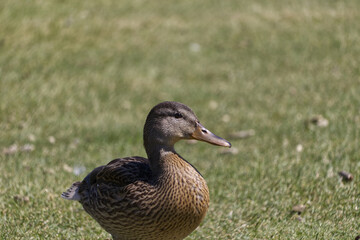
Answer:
61 101 231 240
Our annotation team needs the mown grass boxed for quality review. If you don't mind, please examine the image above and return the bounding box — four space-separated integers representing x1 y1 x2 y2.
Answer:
1 0 359 239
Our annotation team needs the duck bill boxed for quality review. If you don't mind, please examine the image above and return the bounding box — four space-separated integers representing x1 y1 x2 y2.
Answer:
191 123 231 148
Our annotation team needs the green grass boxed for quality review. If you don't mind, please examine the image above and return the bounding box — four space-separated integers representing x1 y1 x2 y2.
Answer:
1 0 360 239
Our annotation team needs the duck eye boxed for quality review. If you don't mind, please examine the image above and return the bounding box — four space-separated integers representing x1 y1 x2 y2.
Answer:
174 112 183 119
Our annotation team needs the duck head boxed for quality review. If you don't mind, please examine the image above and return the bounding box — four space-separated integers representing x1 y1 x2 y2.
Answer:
143 101 231 157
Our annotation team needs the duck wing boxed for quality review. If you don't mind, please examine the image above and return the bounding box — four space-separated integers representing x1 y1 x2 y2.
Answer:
61 156 152 202
90 156 152 186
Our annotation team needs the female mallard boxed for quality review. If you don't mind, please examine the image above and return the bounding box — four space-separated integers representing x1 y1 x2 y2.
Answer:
62 101 231 240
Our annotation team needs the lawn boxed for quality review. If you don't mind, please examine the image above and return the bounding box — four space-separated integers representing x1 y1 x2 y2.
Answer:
1 0 359 239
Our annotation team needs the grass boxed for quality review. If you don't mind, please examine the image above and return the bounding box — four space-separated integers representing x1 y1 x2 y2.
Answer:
1 0 359 239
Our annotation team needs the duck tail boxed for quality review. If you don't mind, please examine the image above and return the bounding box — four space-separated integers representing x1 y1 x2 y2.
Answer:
61 182 81 201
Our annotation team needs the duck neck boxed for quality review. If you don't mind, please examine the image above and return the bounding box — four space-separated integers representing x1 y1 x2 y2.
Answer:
145 141 178 177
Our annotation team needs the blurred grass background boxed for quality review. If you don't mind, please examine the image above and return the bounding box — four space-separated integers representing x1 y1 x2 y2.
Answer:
1 0 359 239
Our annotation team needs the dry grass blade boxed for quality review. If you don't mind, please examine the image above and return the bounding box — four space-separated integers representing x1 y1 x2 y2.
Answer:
338 171 353 182
2 144 18 155
229 129 255 139
306 115 329 128
13 195 30 204
292 204 306 214
219 147 239 155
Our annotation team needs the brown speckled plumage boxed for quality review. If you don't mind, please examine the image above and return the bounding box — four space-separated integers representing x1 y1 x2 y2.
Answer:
62 101 231 240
